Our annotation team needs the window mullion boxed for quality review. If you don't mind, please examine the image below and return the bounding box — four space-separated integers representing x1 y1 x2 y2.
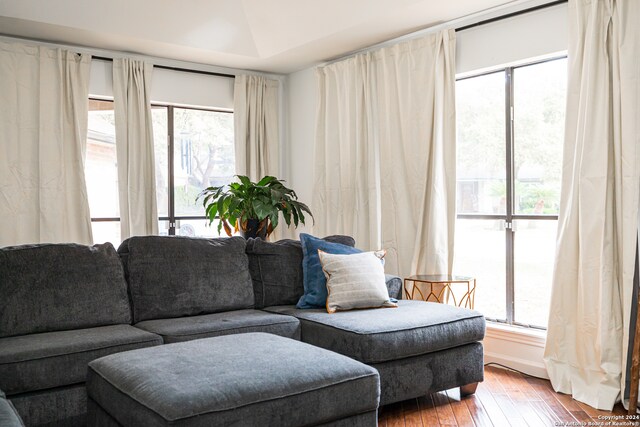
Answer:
168 105 176 235
505 67 515 325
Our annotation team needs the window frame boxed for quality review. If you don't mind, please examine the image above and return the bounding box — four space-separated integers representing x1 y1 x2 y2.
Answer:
456 55 567 330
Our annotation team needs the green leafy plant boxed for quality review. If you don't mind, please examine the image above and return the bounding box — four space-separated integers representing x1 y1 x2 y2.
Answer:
197 175 313 238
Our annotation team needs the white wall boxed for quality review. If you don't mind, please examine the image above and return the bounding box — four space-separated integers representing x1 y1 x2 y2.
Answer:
285 67 317 236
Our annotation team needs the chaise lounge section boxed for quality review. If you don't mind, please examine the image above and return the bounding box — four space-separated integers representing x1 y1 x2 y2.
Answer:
265 301 485 404
247 237 486 405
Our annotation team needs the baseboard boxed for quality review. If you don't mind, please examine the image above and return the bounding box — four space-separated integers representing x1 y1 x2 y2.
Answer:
484 351 549 379
483 322 549 379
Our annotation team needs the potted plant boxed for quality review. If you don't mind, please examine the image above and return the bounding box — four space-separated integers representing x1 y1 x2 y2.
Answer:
197 175 313 239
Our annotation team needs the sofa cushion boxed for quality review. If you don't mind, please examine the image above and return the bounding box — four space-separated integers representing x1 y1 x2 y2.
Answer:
319 250 397 313
87 333 380 426
0 325 162 395
134 309 301 343
297 233 362 309
0 243 131 338
246 235 355 308
0 389 24 427
118 236 254 323
264 300 486 363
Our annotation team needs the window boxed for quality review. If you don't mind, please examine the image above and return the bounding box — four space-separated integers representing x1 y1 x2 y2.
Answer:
86 99 121 244
153 106 235 238
454 57 567 328
85 101 234 246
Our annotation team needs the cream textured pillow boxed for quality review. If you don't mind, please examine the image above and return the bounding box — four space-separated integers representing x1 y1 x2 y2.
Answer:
318 250 398 313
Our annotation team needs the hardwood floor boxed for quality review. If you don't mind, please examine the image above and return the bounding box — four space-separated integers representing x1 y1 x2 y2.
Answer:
378 366 629 426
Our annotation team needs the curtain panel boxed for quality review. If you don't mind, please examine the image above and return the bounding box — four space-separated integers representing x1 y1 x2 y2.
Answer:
113 58 159 238
313 56 381 251
544 0 640 411
375 32 457 276
233 74 280 180
0 42 93 246
313 30 456 277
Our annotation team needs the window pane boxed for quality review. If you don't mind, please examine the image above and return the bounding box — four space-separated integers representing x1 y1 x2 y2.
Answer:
176 219 217 238
91 221 121 247
456 72 506 215
176 218 233 238
86 99 119 218
513 59 567 215
159 218 230 238
159 220 170 236
152 106 169 217
453 219 506 320
514 219 557 327
173 109 235 216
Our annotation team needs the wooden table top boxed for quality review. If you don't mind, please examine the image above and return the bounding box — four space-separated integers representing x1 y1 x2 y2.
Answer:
405 275 474 282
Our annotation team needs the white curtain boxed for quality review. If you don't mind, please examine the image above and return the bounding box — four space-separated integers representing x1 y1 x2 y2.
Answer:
233 74 280 180
376 32 457 276
113 58 158 238
313 30 456 277
0 42 93 246
544 0 640 411
313 56 381 251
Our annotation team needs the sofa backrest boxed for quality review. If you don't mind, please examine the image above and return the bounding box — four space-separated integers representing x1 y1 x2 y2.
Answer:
246 235 356 308
0 243 131 338
118 236 254 323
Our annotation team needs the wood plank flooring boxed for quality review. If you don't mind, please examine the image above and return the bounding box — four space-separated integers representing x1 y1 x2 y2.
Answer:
378 366 629 426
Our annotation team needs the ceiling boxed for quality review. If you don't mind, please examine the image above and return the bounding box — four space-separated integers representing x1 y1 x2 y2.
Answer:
0 0 517 74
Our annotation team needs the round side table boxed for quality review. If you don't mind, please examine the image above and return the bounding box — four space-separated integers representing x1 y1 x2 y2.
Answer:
403 275 476 309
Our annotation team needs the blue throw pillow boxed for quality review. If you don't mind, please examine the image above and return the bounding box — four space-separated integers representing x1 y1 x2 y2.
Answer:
296 233 361 309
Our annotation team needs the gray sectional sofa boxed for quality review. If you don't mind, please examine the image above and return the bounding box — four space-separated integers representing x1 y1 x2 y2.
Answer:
0 235 485 426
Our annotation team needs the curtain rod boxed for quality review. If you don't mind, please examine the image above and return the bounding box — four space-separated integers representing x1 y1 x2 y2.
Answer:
456 0 568 32
92 55 235 79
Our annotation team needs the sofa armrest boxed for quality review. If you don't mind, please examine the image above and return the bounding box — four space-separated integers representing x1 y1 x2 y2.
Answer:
385 275 403 300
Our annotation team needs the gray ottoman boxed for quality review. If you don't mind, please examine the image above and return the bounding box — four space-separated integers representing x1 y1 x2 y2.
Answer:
86 333 380 426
